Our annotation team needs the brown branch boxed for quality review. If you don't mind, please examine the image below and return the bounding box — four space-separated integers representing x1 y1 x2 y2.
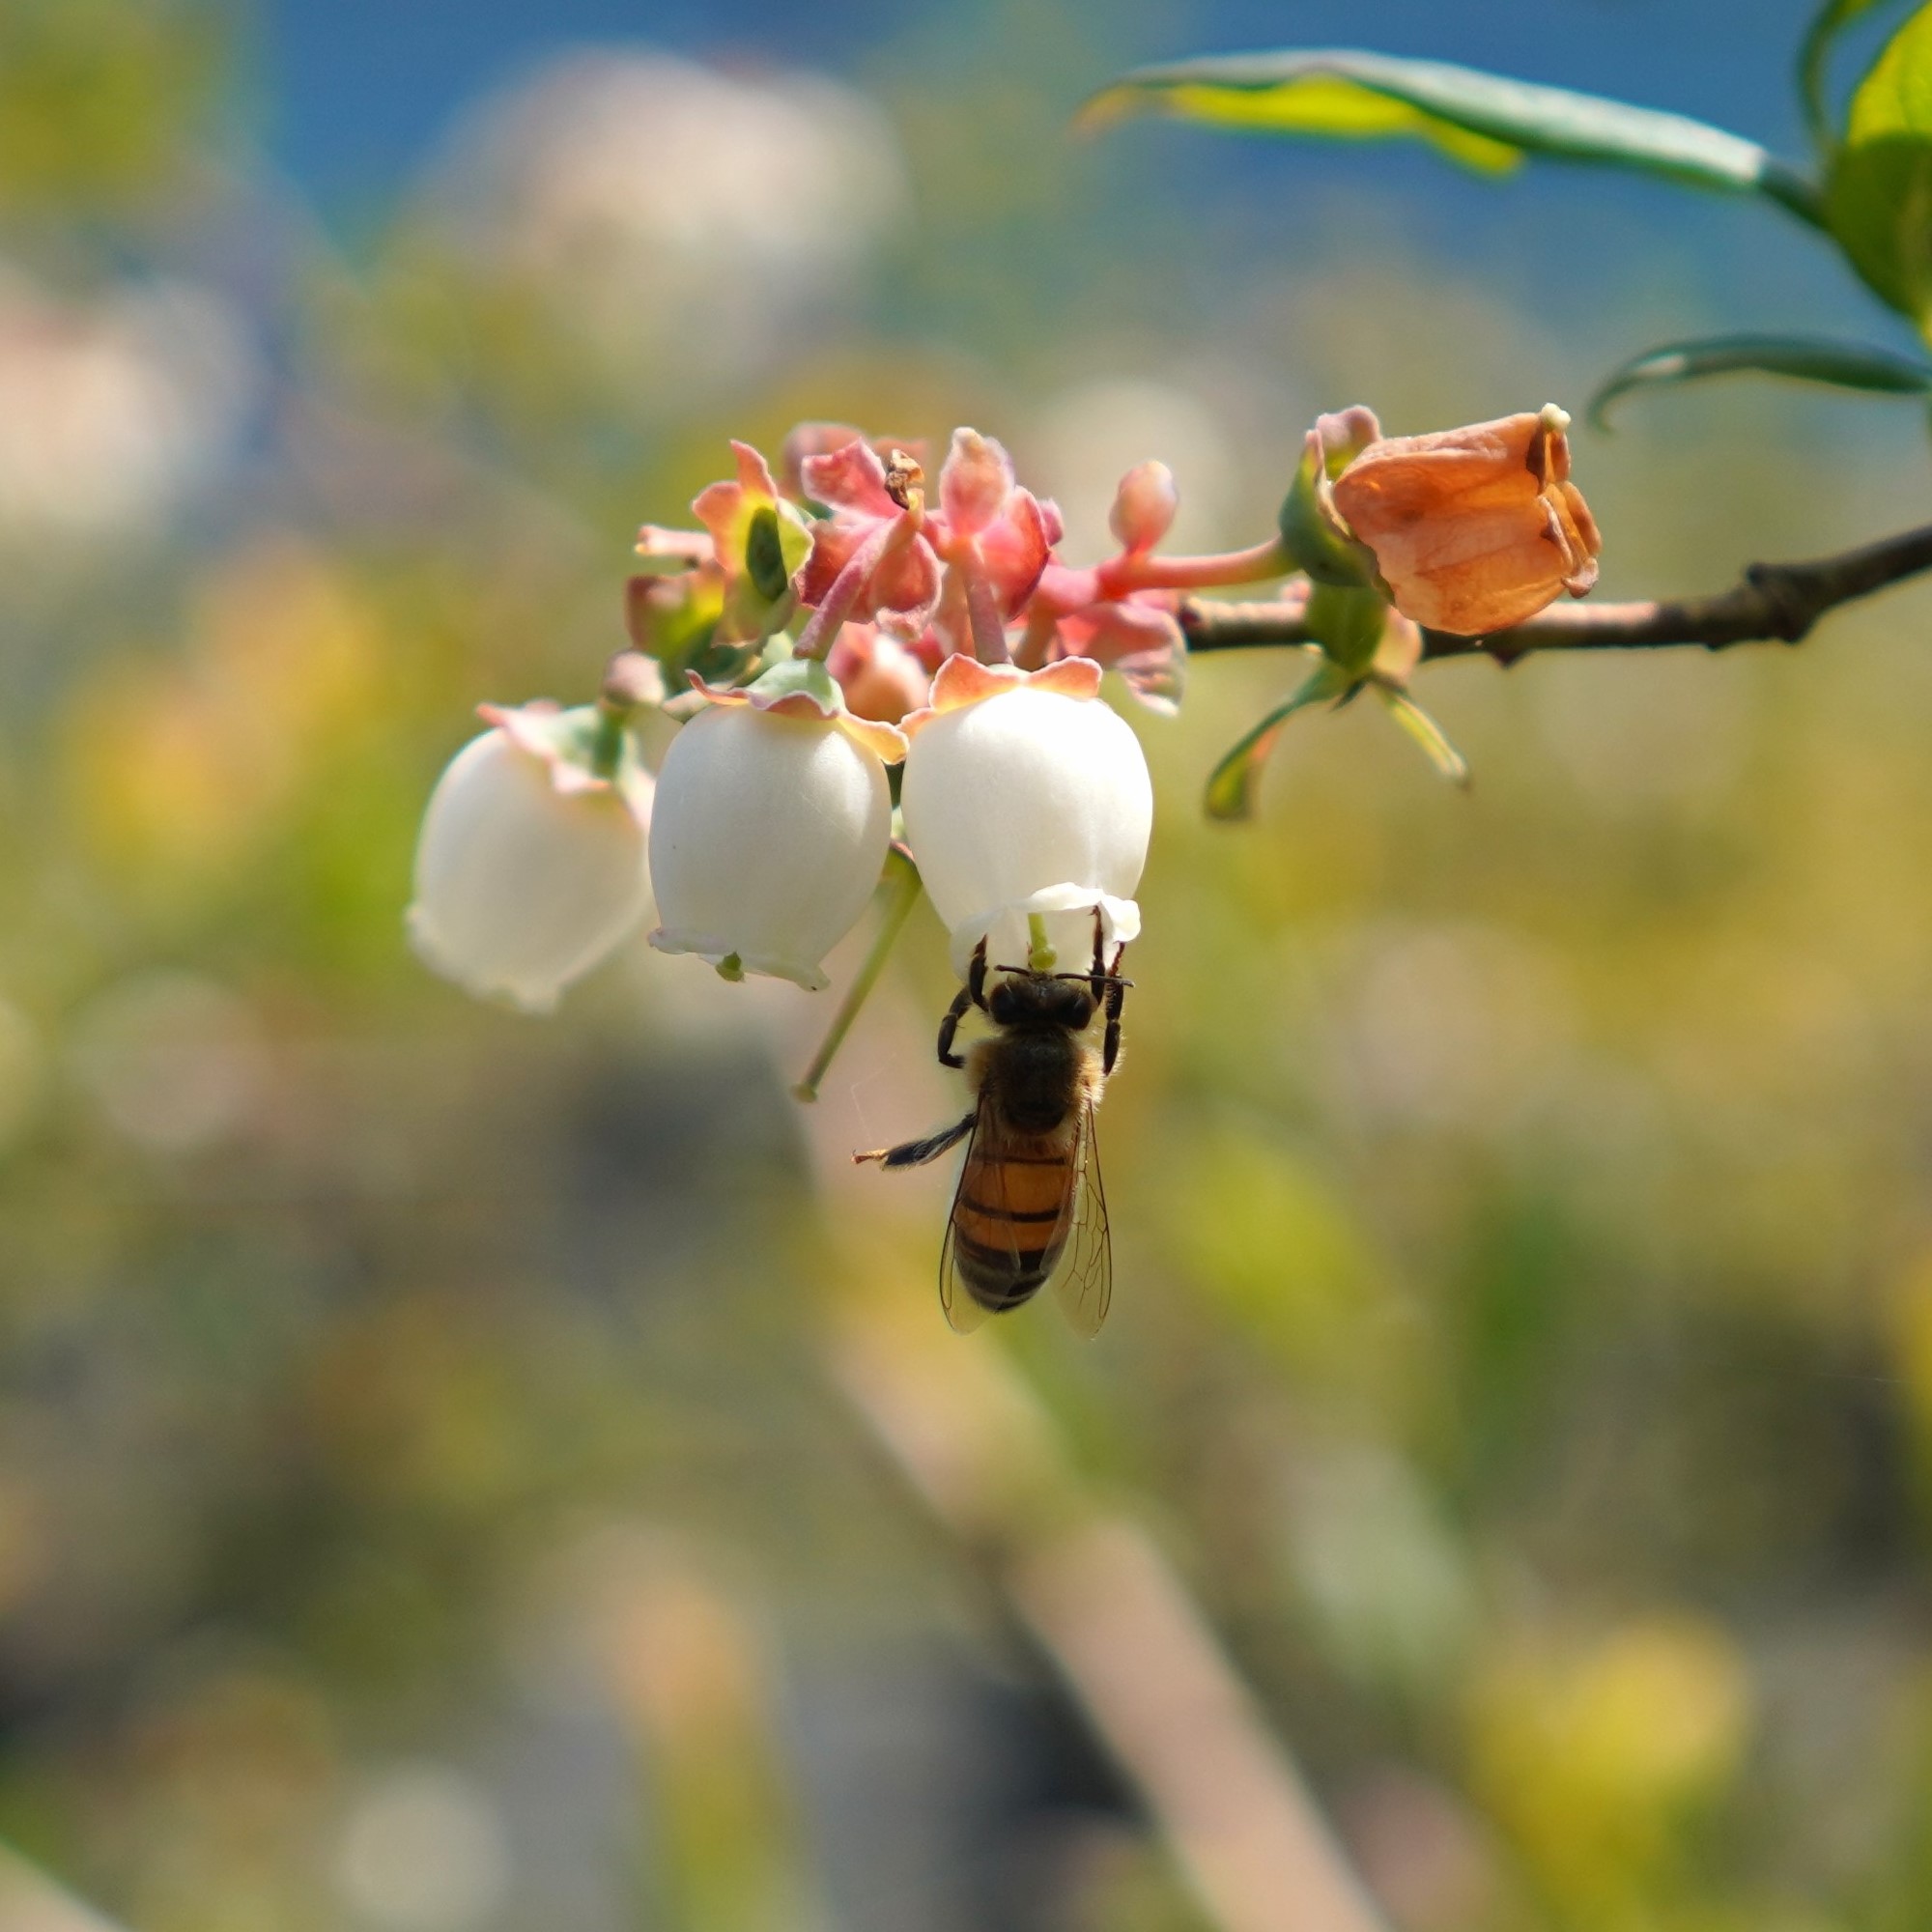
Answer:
1179 522 1932 666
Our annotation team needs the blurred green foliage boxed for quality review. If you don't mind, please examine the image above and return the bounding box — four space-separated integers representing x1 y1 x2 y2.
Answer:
0 0 225 220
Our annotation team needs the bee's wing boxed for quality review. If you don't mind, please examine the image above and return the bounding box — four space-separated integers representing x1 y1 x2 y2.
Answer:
1049 1101 1113 1339
938 1097 996 1335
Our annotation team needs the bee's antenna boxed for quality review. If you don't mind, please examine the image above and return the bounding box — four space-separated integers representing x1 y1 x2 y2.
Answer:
990 963 1134 987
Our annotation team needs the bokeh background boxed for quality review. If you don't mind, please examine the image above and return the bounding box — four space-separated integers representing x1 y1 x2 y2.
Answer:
6 1 1932 1927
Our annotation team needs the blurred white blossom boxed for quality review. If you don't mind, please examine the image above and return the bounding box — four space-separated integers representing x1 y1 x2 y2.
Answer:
70 973 268 1153
428 50 908 382
1031 378 1236 563
0 266 253 540
333 1763 511 1932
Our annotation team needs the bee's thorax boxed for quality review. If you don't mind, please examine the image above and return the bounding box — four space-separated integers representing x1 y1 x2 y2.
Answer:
970 1024 1098 1138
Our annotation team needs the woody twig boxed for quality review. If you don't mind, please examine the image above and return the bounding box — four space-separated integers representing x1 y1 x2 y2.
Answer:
1180 522 1932 666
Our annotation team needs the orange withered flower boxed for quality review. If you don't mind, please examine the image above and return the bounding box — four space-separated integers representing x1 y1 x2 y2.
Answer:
1328 403 1602 637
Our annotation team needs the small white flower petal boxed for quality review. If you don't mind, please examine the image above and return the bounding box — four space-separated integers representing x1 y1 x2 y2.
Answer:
409 723 653 1012
647 703 891 990
900 679 1152 980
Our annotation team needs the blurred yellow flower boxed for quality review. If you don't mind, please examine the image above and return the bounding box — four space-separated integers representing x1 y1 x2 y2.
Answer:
64 538 384 895
1469 1615 1750 1918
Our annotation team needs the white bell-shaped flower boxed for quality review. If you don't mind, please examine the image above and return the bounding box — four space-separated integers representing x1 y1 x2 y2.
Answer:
410 702 654 1013
899 656 1152 979
648 661 906 990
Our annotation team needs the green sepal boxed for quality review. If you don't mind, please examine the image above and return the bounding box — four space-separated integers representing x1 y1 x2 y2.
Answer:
630 568 747 692
745 506 791 603
679 635 756 691
551 704 645 787
743 653 847 713
1204 656 1351 820
1278 440 1378 588
1590 331 1932 424
1305 582 1393 678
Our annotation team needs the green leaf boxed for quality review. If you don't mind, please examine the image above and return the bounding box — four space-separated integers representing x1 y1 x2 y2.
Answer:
1826 5 1932 322
1589 332 1932 425
1083 49 1826 228
1204 659 1350 821
1800 0 1911 150
1378 688 1470 788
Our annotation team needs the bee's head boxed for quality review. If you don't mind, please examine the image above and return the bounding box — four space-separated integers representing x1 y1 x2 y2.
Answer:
988 973 1094 1030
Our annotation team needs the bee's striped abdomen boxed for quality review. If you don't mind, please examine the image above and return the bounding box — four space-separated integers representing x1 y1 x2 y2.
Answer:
951 1148 1072 1310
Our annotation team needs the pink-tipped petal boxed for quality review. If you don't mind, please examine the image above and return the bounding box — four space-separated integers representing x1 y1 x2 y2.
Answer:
634 526 713 568
801 438 898 518
868 536 943 641
1057 596 1181 665
978 487 1053 616
475 700 601 798
692 441 781 551
798 515 867 608
899 652 1104 737
939 427 1015 535
780 422 867 498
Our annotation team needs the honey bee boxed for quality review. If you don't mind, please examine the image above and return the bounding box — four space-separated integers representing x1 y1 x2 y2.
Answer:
857 912 1129 1335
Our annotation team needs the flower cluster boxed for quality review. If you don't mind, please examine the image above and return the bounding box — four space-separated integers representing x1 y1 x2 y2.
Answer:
409 409 1599 1084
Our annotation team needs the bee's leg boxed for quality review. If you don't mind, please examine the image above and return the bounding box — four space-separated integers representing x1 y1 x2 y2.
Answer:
854 1110 976 1168
937 940 989 1068
1102 942 1128 1077
1086 908 1108 1003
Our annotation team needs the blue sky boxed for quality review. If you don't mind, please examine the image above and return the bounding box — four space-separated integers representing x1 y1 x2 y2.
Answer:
248 0 1926 414
263 0 1836 202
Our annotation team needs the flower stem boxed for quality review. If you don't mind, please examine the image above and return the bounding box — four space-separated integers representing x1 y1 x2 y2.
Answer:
793 511 920 662
1027 914 1057 972
588 705 632 781
963 567 1014 665
792 848 923 1103
1104 535 1292 596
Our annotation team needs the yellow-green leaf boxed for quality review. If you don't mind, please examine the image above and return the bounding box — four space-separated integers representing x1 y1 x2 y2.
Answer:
1800 0 1912 149
1204 659 1349 821
1084 49 1825 227
1827 4 1932 323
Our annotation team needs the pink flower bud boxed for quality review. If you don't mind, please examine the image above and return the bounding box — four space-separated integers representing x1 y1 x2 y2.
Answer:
1107 460 1179 554
938 428 1016 535
827 623 931 724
